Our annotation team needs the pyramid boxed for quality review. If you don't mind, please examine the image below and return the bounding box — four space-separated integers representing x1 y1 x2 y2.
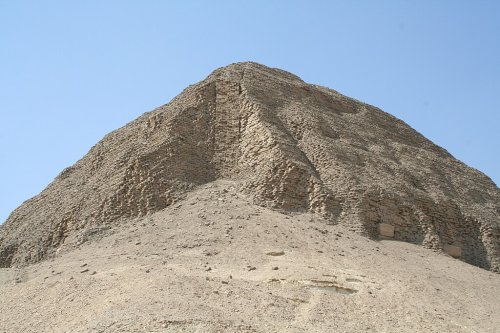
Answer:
1 62 499 271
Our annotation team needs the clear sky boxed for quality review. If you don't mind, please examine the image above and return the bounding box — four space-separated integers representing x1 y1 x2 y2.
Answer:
1 1 499 224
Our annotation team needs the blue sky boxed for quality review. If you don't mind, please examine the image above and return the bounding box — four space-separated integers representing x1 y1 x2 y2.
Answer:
1 1 499 223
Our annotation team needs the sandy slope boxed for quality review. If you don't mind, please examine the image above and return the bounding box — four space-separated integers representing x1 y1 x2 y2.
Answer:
1 181 499 332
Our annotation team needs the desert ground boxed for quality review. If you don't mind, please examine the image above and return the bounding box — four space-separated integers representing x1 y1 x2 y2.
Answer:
1 181 498 333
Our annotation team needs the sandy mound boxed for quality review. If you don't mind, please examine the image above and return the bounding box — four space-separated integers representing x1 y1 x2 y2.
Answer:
1 181 499 332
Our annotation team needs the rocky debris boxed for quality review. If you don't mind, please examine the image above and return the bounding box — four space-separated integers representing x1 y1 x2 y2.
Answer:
0 62 499 272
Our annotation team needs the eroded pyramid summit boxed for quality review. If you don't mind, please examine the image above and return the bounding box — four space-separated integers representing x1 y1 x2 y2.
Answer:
1 62 499 271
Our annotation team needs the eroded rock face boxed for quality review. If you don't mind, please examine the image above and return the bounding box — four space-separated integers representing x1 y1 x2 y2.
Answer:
1 62 499 271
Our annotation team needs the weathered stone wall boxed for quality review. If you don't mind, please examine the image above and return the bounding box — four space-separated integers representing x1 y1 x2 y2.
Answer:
357 189 495 270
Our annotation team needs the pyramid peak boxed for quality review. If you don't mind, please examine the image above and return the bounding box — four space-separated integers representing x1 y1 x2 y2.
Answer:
207 61 304 83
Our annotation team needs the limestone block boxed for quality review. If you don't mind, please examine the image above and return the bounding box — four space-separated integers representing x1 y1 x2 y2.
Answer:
443 245 462 258
378 223 395 238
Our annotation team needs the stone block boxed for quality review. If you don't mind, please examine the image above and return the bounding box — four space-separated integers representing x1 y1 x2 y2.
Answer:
378 223 394 238
443 245 462 258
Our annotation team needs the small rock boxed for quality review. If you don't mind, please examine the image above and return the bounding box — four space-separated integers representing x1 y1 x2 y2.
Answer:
317 228 328 234
272 266 279 270
266 251 285 256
